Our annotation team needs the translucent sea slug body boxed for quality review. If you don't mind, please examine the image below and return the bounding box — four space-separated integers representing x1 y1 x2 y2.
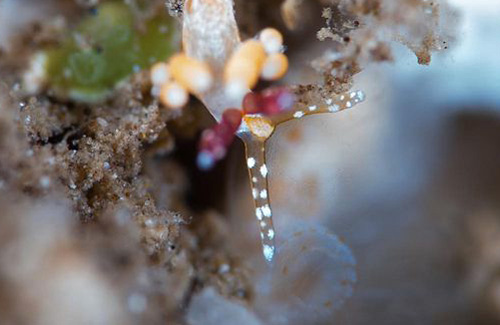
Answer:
153 0 365 262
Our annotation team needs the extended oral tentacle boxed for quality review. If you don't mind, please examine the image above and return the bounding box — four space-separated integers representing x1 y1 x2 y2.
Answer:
238 116 277 263
241 135 276 263
270 90 366 125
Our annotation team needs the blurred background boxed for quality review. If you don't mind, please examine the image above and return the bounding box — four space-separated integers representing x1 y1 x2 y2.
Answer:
226 0 500 324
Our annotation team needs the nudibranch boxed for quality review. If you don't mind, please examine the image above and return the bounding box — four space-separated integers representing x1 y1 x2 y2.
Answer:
151 0 365 262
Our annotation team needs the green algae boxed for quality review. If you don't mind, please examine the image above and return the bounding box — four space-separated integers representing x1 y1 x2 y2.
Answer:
43 1 178 102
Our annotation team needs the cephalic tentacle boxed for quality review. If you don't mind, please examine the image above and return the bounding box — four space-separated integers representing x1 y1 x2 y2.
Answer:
240 134 276 263
270 89 366 125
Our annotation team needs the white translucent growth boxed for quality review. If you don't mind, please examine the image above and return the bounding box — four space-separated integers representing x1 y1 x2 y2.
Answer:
186 287 263 325
23 52 47 94
182 0 242 120
254 223 356 325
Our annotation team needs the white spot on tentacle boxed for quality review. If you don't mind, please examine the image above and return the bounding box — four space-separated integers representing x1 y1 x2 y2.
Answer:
261 204 272 218
263 245 275 262
256 207 263 220
247 157 256 168
260 164 268 177
293 111 304 119
328 104 340 112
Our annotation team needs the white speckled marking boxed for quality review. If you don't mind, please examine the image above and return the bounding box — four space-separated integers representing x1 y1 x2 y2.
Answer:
263 245 274 262
261 204 272 218
357 90 365 101
328 104 340 112
268 229 275 239
260 164 268 177
252 188 258 199
293 111 305 119
309 105 317 111
255 207 263 220
247 157 256 168
260 189 268 199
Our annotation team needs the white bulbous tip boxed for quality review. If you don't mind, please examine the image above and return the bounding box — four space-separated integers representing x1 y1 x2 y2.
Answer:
225 79 248 101
259 28 284 54
194 71 213 93
151 62 170 85
161 82 188 109
197 151 215 171
261 62 279 80
263 244 275 263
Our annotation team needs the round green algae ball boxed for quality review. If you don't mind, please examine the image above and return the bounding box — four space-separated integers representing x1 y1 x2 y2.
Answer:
43 1 179 102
